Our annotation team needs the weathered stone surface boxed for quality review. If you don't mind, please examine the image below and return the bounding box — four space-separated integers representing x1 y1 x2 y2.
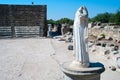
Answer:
109 66 116 71
0 26 12 37
73 6 89 67
61 62 105 80
15 26 40 37
68 45 73 50
0 4 47 37
89 28 120 40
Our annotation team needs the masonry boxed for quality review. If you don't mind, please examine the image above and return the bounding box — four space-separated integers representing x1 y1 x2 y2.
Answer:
0 4 47 38
89 28 120 40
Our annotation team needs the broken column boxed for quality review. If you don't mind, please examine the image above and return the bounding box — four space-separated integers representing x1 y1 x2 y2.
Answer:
61 6 105 80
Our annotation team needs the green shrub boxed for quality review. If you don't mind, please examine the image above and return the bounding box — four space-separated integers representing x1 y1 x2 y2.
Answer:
100 33 105 38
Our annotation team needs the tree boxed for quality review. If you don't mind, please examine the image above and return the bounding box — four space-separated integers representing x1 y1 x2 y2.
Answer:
57 18 74 25
47 19 56 24
109 13 116 23
47 18 74 25
115 9 120 25
91 12 111 23
89 9 120 26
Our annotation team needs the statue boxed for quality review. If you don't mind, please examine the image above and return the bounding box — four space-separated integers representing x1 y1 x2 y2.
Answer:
61 6 105 80
71 6 89 68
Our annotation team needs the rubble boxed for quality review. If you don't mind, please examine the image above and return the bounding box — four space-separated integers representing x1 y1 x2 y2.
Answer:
109 66 116 71
104 50 110 55
68 45 73 50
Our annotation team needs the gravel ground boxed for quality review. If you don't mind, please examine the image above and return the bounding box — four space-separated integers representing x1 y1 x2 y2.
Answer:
0 38 65 80
0 38 120 80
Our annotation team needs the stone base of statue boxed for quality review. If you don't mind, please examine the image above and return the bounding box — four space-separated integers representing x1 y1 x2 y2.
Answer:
61 61 105 80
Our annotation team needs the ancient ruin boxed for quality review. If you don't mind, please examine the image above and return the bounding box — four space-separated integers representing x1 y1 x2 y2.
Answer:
61 6 105 80
0 4 47 38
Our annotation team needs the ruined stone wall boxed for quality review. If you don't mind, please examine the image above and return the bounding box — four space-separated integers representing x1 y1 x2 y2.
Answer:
0 4 47 38
89 28 120 40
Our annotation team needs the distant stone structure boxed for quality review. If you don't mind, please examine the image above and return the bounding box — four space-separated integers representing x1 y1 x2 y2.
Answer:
47 24 62 37
89 22 119 29
89 28 120 40
61 24 72 35
0 4 47 38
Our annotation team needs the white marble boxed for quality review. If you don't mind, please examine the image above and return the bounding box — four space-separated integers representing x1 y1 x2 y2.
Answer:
73 6 89 67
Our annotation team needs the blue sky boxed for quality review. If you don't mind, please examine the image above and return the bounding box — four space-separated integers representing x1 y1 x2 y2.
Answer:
0 0 120 20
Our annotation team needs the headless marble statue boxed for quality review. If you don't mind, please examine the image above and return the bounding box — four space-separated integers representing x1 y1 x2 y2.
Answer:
71 6 89 68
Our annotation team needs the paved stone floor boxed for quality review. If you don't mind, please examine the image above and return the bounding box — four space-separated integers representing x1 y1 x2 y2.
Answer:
0 38 66 80
0 38 120 80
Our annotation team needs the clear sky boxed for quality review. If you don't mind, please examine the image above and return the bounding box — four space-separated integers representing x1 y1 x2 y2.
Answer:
0 0 120 20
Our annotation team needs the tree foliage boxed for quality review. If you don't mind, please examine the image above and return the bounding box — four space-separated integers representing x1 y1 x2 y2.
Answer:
89 12 112 23
47 19 56 24
89 8 120 25
47 18 74 25
115 9 120 25
56 18 74 25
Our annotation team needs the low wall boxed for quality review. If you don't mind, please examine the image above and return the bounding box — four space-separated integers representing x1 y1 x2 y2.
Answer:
0 26 12 37
15 26 41 37
0 26 42 38
89 28 120 40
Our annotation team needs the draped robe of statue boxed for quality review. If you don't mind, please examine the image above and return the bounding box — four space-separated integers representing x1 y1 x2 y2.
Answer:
73 6 89 67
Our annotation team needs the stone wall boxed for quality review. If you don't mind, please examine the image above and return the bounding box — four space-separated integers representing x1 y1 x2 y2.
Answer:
0 4 47 38
0 26 12 37
89 28 120 40
15 26 40 37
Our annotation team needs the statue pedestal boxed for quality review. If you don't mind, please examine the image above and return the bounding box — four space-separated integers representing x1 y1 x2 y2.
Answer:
61 62 105 80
